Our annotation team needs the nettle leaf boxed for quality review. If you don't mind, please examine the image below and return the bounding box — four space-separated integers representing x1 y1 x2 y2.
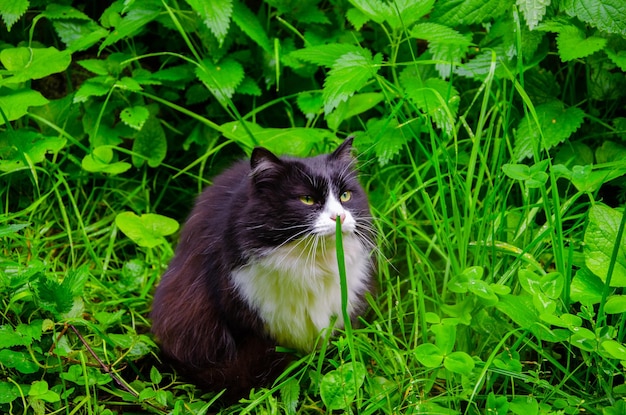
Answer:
606 47 626 72
120 106 150 130
327 92 384 130
401 68 460 134
196 57 244 104
584 204 626 287
0 46 71 84
517 0 549 30
232 1 271 52
186 0 233 46
280 378 300 415
556 26 607 62
346 8 369 30
392 0 434 28
42 3 90 20
100 0 162 51
132 117 167 168
221 121 331 155
431 0 509 26
73 76 115 103
562 0 626 36
116 212 179 248
410 23 472 78
35 275 74 317
290 44 364 68
53 20 108 52
346 0 392 24
297 92 324 120
320 362 366 411
0 129 66 173
514 100 585 161
0 0 28 31
322 49 381 114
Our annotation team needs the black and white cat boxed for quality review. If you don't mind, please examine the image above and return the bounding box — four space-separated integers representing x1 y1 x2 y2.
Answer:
151 138 375 398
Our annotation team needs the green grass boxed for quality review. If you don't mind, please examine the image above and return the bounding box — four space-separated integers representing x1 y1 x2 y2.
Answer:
3 0 626 414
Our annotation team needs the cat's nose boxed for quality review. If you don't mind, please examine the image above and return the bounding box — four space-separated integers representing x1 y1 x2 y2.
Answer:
330 213 346 224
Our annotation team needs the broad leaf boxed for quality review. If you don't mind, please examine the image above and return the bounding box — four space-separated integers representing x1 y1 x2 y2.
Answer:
290 44 364 68
232 1 271 52
514 100 585 161
556 26 607 62
132 117 167 168
0 89 49 125
42 3 90 20
410 23 472 78
0 46 71 84
0 0 28 31
322 49 381 114
570 267 604 305
327 92 384 130
120 106 150 130
604 295 626 314
99 0 162 51
517 0 549 30
81 146 132 175
346 0 391 24
444 351 475 376
186 0 233 46
562 0 626 36
0 129 66 172
431 0 509 26
53 20 108 52
584 204 626 287
116 212 179 248
320 362 366 411
414 343 444 367
73 76 115 103
280 378 300 415
0 350 39 374
196 57 244 104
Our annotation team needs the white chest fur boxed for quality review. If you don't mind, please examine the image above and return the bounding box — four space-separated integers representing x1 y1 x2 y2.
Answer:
230 234 370 352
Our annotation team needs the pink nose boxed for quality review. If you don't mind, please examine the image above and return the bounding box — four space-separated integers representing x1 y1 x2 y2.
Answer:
331 213 346 224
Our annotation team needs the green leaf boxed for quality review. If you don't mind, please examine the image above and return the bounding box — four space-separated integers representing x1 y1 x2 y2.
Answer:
443 352 475 376
601 340 626 360
0 381 21 404
570 267 604 305
0 349 39 374
320 362 366 411
120 106 150 130
391 0 435 28
509 396 539 415
29 380 60 403
0 129 66 172
562 0 626 36
556 26 607 62
186 0 232 46
232 1 271 52
0 0 29 31
346 0 391 24
584 204 626 287
604 295 626 314
132 117 168 168
514 100 585 161
431 0 509 26
0 46 71 84
323 49 380 114
73 76 115 103
196 57 244 104
0 89 50 126
221 121 332 155
431 322 457 355
149 366 163 385
42 3 90 20
35 275 74 316
327 92 384 130
362 117 408 166
346 8 369 30
605 47 626 72
410 23 472 78
100 0 162 51
289 44 364 68
401 68 460 134
52 20 108 52
280 378 300 415
116 212 179 248
414 343 444 367
297 92 324 120
81 146 131 175
517 0 550 30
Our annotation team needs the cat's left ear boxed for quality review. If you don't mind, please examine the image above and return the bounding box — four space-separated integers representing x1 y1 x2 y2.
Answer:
250 147 284 183
330 136 355 163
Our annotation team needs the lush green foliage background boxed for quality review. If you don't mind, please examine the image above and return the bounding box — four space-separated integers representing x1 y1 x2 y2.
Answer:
2 0 626 414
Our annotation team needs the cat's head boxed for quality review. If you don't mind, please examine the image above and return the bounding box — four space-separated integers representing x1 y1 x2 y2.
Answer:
242 138 373 251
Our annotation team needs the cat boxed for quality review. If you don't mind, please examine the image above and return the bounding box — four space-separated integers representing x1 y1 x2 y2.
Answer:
150 137 375 399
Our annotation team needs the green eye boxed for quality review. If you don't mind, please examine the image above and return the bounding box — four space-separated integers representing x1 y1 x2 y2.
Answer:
340 191 352 202
300 195 315 205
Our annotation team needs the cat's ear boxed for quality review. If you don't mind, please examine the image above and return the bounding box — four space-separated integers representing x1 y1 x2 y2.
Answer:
250 147 285 182
330 136 355 163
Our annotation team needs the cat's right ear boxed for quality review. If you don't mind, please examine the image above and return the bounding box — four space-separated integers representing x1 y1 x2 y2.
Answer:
250 147 284 183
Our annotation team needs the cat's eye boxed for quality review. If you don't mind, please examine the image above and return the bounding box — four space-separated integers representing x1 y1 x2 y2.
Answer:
340 191 352 202
300 195 315 206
